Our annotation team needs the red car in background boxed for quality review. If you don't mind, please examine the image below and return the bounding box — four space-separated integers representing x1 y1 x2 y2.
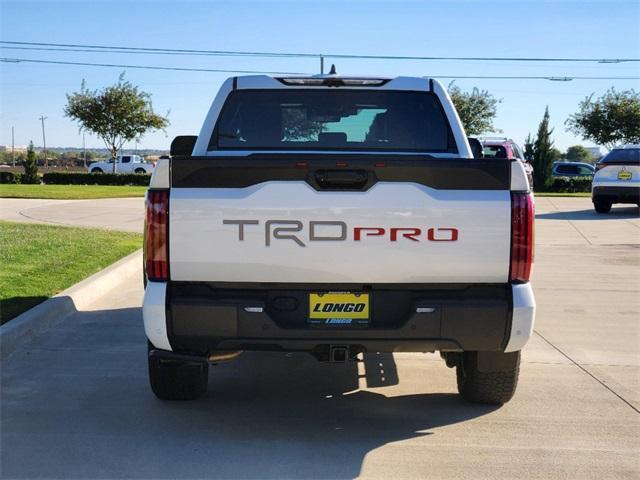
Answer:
478 137 534 187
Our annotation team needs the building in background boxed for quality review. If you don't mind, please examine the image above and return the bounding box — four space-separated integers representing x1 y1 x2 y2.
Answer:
587 147 602 160
0 145 27 153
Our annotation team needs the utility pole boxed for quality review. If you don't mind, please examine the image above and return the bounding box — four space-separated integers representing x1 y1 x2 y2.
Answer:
82 132 86 169
320 55 324 74
38 115 48 169
11 126 15 168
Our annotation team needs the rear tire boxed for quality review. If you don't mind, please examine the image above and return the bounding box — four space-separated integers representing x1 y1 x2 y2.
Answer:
134 168 146 174
593 200 612 213
456 351 520 405
148 345 208 401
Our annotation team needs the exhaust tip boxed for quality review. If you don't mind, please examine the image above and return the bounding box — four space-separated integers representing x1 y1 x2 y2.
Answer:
208 350 243 363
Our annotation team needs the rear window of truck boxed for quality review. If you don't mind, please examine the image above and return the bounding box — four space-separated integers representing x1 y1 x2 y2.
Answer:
600 148 640 164
210 90 457 153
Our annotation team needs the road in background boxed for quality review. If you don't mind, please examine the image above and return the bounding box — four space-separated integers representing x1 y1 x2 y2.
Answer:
1 197 639 479
0 198 144 232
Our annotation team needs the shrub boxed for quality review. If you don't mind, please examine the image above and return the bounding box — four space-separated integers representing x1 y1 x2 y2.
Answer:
0 171 23 184
42 172 151 186
22 142 40 184
545 177 592 193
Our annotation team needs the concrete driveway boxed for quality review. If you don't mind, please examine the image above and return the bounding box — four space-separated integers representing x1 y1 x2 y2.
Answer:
0 198 144 232
1 197 639 479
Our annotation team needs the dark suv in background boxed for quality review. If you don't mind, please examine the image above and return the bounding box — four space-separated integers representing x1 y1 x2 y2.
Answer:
552 162 595 178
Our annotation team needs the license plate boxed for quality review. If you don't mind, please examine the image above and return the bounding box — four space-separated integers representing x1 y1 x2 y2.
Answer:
618 170 632 181
308 292 369 326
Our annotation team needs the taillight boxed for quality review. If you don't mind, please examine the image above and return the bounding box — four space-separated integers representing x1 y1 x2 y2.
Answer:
510 192 534 283
595 163 606 171
145 189 169 282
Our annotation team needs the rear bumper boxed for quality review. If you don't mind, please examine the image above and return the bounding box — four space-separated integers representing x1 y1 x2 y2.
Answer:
592 185 640 204
143 281 535 355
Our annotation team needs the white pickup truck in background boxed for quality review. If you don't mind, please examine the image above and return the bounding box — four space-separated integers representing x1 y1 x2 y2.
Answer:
88 154 154 174
142 73 536 404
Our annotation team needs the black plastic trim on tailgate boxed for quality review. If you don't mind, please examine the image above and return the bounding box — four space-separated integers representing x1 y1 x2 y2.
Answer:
170 155 510 191
165 282 513 353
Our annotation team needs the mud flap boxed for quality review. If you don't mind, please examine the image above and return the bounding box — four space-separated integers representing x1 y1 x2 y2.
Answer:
476 351 520 372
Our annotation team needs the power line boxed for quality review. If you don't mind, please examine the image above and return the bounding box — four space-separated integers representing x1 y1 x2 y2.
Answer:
0 41 316 59
1 45 282 58
1 40 638 63
0 57 306 75
2 57 639 81
3 46 638 73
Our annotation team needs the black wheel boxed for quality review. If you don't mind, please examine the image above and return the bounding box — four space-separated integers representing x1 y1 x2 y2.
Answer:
91 168 103 174
456 351 520 405
134 168 146 174
148 345 208 401
593 200 612 213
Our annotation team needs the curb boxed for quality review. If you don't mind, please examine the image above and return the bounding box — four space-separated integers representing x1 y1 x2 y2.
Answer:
0 249 143 360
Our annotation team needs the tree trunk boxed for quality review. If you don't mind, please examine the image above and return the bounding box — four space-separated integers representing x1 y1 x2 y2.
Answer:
111 145 117 174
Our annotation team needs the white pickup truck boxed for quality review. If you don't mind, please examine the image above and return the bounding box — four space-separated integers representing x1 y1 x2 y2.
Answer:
88 154 153 174
143 74 536 404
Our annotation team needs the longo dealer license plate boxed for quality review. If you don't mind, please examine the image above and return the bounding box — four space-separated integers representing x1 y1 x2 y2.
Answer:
308 292 370 327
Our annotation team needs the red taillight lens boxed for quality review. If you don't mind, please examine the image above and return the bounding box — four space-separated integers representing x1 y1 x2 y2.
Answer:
510 192 534 283
595 163 606 171
145 189 169 281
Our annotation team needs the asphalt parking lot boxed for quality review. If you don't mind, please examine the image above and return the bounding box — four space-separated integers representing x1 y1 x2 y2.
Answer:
1 197 639 479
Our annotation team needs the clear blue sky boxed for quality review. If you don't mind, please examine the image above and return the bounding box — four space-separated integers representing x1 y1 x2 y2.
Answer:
1 0 638 152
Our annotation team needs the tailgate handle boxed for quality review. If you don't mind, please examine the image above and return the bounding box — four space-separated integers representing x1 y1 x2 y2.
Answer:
313 169 369 190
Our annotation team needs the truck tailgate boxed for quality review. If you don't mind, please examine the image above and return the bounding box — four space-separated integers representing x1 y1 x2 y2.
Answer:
168 157 512 284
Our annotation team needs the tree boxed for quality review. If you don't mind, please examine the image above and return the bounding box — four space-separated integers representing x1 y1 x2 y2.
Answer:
37 150 58 164
523 133 535 161
566 88 640 150
532 107 555 190
550 148 564 163
448 82 501 135
64 73 169 173
22 142 39 184
565 145 592 163
282 109 326 141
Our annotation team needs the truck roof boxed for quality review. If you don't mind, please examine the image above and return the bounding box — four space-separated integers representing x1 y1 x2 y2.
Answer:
233 74 439 91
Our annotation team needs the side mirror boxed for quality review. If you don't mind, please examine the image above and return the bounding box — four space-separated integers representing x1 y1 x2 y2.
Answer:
170 135 198 157
467 138 484 159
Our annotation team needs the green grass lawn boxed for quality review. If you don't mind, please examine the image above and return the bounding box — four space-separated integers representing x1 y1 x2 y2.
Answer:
0 184 147 199
0 221 142 324
534 192 591 197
